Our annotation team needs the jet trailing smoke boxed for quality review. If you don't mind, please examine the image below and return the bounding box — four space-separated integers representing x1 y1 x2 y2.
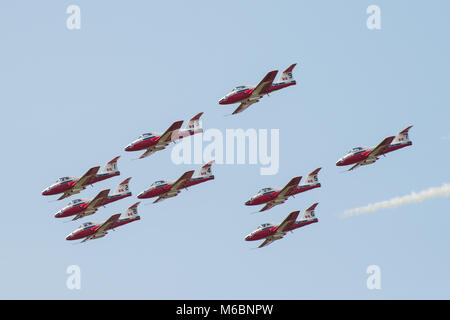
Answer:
343 183 450 217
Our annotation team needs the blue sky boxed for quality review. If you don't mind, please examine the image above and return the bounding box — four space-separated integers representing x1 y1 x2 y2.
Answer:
1 1 449 299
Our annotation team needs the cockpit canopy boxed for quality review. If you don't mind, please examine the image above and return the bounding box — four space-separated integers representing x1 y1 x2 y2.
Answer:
258 187 274 194
80 222 94 228
348 147 365 154
257 223 274 230
139 133 155 139
56 177 71 183
69 199 85 205
151 180 166 187
231 85 251 93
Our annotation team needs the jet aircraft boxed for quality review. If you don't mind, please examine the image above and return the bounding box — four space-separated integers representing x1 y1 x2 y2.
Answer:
137 161 214 203
336 126 413 171
42 156 121 200
124 113 204 159
245 168 321 212
219 64 297 115
66 202 141 242
245 203 319 248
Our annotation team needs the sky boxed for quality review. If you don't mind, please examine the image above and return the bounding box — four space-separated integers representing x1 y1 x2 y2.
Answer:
1 0 449 299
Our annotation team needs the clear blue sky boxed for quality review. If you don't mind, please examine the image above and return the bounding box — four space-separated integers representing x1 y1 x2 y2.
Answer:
1 0 449 299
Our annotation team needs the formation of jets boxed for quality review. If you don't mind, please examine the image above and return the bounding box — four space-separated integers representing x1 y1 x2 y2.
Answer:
42 63 413 248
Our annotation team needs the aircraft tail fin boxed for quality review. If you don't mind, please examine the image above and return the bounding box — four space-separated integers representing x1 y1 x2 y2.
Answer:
302 167 321 186
102 156 120 173
121 202 140 219
114 177 131 195
186 112 203 130
393 126 413 144
276 63 297 83
198 160 214 177
301 203 318 221
173 112 204 141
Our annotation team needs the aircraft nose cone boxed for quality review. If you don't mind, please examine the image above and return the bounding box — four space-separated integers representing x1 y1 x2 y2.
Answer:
245 200 251 206
66 234 73 240
42 188 50 196
219 97 226 105
124 144 133 152
54 210 64 218
336 159 343 166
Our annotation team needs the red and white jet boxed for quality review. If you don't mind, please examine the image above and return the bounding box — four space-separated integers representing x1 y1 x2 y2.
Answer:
124 113 204 159
42 156 121 200
336 126 413 171
137 161 214 203
245 203 319 248
54 177 132 220
245 168 321 212
66 202 141 242
218 64 297 115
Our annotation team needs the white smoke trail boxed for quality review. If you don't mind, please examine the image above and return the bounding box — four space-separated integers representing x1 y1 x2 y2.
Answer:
343 183 450 218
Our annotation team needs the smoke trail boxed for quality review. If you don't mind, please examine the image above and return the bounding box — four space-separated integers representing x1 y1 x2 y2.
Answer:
343 183 450 217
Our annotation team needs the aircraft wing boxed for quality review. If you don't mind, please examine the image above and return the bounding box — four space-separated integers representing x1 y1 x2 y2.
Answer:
81 213 121 243
258 238 276 248
152 170 195 203
72 189 110 221
58 166 100 200
257 212 299 247
231 71 278 115
232 100 259 115
368 136 395 159
258 233 285 248
347 136 395 171
275 211 300 234
251 70 278 97
139 120 184 159
259 176 302 212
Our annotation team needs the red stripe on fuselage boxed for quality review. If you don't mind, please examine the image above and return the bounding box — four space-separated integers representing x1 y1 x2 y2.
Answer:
67 217 140 240
138 176 214 199
245 183 320 206
125 136 159 151
246 218 318 241
337 142 412 166
220 82 295 105
56 193 131 218
44 172 119 196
